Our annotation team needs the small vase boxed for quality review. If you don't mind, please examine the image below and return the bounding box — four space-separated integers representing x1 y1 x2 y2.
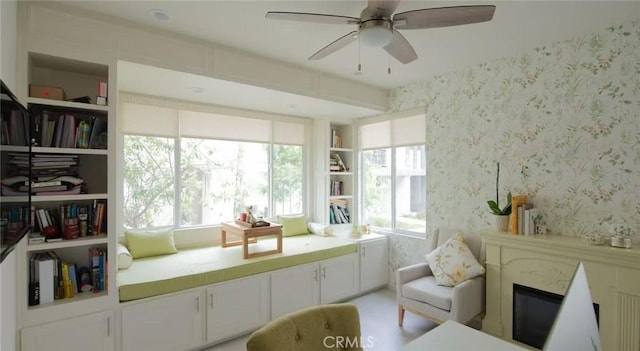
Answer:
494 215 510 232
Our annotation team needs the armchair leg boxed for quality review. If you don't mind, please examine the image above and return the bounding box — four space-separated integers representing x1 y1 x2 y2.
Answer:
398 305 405 326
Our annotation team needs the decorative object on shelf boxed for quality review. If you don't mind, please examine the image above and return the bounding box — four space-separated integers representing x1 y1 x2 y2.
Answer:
581 233 607 245
610 224 632 248
236 206 270 228
487 162 512 232
351 224 362 238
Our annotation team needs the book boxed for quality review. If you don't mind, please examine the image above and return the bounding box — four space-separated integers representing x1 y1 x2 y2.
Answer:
53 114 64 147
67 263 79 294
88 115 107 149
28 254 40 306
330 153 347 172
510 194 528 234
38 253 55 304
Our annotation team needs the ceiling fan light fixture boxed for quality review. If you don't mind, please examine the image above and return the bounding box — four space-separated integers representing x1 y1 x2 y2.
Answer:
359 19 393 47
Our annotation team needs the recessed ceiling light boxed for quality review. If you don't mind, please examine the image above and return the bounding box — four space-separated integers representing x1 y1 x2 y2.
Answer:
188 87 205 94
149 9 170 21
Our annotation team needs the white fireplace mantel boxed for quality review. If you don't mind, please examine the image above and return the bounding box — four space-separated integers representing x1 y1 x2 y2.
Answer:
482 230 640 351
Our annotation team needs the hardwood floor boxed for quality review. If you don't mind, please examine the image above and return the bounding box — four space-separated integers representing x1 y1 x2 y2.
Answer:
204 287 437 351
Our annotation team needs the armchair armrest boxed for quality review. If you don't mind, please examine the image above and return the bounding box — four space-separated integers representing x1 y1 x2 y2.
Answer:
397 262 432 285
450 276 486 323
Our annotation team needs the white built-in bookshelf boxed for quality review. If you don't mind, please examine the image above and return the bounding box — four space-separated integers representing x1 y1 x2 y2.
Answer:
15 52 115 331
327 122 354 227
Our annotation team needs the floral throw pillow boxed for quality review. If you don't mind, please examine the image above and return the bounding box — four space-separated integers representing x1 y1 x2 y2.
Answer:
425 231 485 287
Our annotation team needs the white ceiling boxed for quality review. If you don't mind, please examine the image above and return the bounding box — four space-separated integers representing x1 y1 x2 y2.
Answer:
58 1 640 118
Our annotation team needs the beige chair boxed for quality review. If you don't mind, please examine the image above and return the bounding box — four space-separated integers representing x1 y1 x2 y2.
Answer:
246 303 362 351
397 228 485 326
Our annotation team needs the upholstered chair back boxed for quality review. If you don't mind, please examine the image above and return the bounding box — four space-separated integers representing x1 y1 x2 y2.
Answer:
246 303 362 351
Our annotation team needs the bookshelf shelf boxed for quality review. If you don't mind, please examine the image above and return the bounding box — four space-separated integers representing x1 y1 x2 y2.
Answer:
31 146 108 155
26 290 108 311
0 145 30 152
26 97 109 111
25 235 108 252
329 195 352 200
31 193 108 203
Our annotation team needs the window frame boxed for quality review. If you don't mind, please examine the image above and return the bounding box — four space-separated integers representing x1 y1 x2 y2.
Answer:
360 144 427 238
357 108 427 239
118 94 309 232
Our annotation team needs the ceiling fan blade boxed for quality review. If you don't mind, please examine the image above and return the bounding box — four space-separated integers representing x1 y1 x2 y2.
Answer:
366 0 400 17
393 5 496 30
266 12 360 25
309 31 358 60
384 29 418 64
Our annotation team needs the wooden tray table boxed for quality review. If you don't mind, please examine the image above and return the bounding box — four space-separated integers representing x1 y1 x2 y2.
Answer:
221 221 283 259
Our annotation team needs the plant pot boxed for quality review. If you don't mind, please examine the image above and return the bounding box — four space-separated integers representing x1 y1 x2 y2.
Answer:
494 215 510 232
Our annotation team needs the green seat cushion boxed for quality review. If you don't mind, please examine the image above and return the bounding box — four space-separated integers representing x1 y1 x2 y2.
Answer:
117 234 357 302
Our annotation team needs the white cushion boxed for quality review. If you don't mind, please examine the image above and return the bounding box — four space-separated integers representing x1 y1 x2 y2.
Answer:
307 222 334 236
425 231 485 287
117 243 133 269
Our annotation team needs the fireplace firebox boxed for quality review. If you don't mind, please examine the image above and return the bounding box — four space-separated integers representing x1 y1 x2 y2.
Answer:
512 283 599 349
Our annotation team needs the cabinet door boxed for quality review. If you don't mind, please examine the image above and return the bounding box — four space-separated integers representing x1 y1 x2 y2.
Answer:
206 274 269 343
321 253 359 304
21 310 113 351
122 290 202 351
271 262 320 319
360 238 389 292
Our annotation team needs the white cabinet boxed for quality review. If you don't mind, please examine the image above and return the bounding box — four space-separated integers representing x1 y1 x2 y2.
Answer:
121 290 202 351
320 253 359 304
271 262 320 319
206 274 270 343
359 235 389 292
271 253 358 316
21 310 113 351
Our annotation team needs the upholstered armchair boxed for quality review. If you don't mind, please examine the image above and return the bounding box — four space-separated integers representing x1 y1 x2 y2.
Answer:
397 228 485 326
246 303 363 351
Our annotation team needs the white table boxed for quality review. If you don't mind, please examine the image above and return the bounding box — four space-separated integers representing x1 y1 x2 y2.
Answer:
402 320 527 351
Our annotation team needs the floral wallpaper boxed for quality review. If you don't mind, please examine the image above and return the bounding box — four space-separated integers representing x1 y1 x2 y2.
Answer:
387 19 640 285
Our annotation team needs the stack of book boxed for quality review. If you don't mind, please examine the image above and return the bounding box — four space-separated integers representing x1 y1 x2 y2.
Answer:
34 200 106 242
0 109 29 146
331 129 342 148
330 180 343 196
2 153 84 195
511 193 539 235
329 199 350 224
329 153 347 172
32 110 107 149
0 206 29 243
28 248 107 306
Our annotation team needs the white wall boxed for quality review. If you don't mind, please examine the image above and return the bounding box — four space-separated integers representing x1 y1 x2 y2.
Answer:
0 0 18 90
386 18 640 287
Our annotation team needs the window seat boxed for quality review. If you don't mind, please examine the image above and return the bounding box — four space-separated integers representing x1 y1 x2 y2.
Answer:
117 234 357 302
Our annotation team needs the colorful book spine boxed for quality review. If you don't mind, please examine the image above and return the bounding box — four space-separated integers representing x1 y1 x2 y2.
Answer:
510 194 528 234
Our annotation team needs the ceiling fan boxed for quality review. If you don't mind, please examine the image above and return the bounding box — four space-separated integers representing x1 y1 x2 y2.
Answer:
265 1 496 64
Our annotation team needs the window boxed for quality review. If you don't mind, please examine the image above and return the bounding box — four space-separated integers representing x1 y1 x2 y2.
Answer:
120 98 306 230
360 113 426 237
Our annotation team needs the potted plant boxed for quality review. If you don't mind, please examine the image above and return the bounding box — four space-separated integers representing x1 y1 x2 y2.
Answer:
487 162 512 231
